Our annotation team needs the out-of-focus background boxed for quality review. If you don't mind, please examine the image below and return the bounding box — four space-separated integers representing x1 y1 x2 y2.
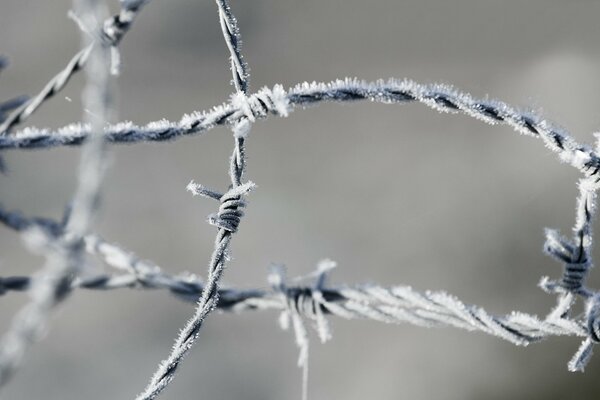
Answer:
1 0 600 399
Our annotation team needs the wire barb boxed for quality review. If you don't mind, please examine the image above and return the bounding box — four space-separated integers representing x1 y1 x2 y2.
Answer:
135 1 256 398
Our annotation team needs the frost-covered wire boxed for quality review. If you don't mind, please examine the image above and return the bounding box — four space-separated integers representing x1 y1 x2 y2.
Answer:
0 83 289 149
0 203 597 375
4 78 600 179
542 179 598 301
0 0 113 389
136 1 255 398
0 0 148 135
0 218 591 346
215 0 249 93
541 176 600 371
3 0 600 396
0 261 590 344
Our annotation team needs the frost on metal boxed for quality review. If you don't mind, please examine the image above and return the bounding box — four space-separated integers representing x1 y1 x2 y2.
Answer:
1 0 600 398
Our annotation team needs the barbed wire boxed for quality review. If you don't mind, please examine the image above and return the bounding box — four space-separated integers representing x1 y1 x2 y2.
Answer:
0 208 590 345
2 79 599 179
135 1 256 398
0 243 590 345
1 0 600 398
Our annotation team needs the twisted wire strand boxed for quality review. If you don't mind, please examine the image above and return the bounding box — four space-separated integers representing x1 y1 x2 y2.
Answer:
5 78 600 178
0 265 589 344
0 0 149 135
136 1 253 398
0 0 113 389
215 0 249 93
0 205 594 369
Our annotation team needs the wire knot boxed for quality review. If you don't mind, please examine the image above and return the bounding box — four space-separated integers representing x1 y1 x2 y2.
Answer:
230 85 290 127
186 180 255 233
267 260 336 400
268 260 337 345
540 228 592 297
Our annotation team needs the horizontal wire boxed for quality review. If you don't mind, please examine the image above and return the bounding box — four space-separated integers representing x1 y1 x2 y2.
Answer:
3 78 599 178
0 267 587 345
0 205 588 346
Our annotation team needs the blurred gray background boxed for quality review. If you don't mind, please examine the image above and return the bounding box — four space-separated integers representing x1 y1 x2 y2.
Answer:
2 0 600 399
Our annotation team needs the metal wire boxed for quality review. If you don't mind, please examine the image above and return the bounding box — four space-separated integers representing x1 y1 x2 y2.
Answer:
1 0 600 398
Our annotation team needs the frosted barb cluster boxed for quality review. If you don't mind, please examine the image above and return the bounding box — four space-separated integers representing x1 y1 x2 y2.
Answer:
1 0 600 398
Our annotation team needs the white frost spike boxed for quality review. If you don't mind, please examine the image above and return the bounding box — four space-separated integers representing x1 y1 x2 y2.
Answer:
278 311 290 331
270 84 290 117
231 92 255 122
290 305 310 400
569 338 594 372
233 118 251 139
110 46 121 76
311 291 332 343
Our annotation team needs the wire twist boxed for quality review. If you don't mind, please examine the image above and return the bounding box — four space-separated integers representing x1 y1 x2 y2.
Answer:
542 178 598 299
215 0 249 94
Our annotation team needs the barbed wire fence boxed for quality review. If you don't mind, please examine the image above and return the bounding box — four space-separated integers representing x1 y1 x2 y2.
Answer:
1 0 600 398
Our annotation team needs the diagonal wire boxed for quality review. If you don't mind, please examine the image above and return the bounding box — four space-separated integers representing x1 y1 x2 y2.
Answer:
0 0 149 135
